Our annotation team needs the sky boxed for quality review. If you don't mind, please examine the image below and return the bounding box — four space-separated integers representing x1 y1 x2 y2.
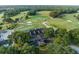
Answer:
0 0 79 5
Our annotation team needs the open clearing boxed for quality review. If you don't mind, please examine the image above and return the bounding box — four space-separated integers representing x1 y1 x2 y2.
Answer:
37 11 51 16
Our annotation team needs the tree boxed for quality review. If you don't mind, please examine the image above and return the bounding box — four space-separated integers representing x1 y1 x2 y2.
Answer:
46 35 75 54
0 46 6 53
55 28 67 37
69 29 79 45
3 17 14 23
44 28 54 38
7 31 33 54
6 46 20 54
0 26 2 30
75 14 79 20
49 11 61 18
27 10 37 15
7 24 17 29
8 31 32 45
25 15 29 20
20 43 32 54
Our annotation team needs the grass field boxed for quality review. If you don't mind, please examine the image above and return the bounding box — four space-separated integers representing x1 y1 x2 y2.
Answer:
14 16 48 31
11 11 28 20
10 11 79 31
48 13 79 31
0 13 4 18
0 13 4 23
37 11 51 16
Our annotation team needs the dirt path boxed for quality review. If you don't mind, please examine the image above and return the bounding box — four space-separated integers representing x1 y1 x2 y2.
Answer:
67 20 72 22
42 22 51 28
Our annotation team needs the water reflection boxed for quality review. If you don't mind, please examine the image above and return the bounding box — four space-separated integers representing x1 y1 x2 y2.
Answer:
0 30 14 46
70 45 79 53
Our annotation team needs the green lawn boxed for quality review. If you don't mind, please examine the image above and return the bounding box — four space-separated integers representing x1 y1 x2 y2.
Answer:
14 15 48 31
11 11 79 31
48 13 79 31
37 11 51 16
0 13 4 23
11 11 28 20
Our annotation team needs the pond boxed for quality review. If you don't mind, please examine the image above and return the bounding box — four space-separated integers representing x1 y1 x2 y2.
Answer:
70 45 79 54
0 30 14 45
